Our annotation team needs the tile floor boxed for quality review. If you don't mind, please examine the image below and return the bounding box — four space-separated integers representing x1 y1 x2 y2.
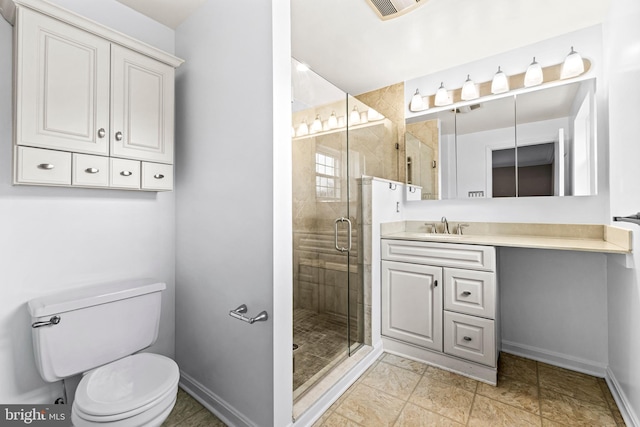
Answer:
163 352 626 427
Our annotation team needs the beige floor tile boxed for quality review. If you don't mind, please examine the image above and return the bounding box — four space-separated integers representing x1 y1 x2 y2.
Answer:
335 383 405 426
322 412 363 427
172 408 227 427
468 395 541 427
381 353 427 375
361 361 421 400
541 418 569 426
163 389 206 427
477 374 540 415
408 376 475 424
312 410 333 427
598 378 627 426
498 353 538 385
538 364 607 406
424 366 479 393
394 402 464 426
540 388 617 426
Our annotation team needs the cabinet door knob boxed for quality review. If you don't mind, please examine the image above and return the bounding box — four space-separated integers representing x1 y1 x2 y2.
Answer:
461 291 472 296
85 167 99 174
37 163 54 170
115 131 123 141
153 174 165 179
97 128 106 138
120 171 132 177
434 280 438 287
463 336 472 342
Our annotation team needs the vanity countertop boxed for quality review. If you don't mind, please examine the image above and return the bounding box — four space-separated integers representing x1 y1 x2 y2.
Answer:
381 221 632 254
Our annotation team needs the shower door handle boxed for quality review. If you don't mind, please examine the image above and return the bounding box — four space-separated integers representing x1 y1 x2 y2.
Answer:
334 217 352 253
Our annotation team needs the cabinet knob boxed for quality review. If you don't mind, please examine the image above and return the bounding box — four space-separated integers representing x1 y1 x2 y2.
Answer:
85 167 99 174
153 174 165 179
463 336 472 342
120 171 133 177
37 163 54 170
461 291 472 296
434 280 438 287
97 128 106 138
115 131 123 141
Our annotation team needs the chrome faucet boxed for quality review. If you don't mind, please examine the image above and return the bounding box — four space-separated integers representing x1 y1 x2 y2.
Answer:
441 216 450 234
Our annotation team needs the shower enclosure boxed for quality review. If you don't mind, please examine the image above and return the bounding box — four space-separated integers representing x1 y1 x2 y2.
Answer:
291 59 398 401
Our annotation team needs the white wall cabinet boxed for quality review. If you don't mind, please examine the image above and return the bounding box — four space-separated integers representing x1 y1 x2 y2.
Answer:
381 239 499 384
12 2 182 191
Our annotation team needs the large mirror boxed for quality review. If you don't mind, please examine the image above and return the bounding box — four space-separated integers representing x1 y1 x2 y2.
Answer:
405 78 597 199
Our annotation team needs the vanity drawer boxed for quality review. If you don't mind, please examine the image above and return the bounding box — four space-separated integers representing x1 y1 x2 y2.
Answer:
141 162 173 191
444 268 496 319
381 239 496 272
444 311 495 367
72 153 109 187
15 146 71 185
110 158 140 189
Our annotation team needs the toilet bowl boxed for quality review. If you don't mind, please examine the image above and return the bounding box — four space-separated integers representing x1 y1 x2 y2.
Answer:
72 353 180 427
27 280 179 427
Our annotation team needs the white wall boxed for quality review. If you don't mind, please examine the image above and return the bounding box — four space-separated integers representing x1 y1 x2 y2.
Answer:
604 0 640 423
0 0 176 403
174 1 291 425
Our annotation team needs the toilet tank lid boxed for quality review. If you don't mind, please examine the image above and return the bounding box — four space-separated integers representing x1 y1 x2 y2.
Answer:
28 279 166 318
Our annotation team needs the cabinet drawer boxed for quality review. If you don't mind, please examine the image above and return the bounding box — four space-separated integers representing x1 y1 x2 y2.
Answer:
110 158 140 189
444 311 495 367
141 162 173 191
15 146 71 185
444 268 496 319
382 239 496 272
72 153 109 187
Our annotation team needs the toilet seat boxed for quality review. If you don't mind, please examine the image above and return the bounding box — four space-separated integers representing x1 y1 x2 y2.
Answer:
73 353 179 424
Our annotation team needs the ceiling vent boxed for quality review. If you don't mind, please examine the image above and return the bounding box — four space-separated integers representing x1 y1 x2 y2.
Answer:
365 0 424 20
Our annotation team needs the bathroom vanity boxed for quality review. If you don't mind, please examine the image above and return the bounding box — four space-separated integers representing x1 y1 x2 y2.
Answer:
379 221 631 385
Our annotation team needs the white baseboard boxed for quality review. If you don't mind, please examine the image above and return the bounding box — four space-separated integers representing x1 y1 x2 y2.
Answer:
606 367 639 427
501 340 607 377
179 371 257 427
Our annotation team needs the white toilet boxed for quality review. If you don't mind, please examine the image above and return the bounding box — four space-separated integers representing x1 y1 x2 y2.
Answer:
28 279 180 427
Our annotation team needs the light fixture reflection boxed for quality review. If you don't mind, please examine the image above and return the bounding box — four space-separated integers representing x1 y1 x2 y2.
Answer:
296 120 309 137
461 75 479 101
368 108 384 121
524 57 543 87
560 46 585 79
328 111 338 129
410 89 428 111
491 66 509 94
311 115 322 133
350 106 361 124
434 82 451 107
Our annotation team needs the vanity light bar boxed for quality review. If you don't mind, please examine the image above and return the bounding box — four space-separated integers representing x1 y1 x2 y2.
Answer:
409 48 590 112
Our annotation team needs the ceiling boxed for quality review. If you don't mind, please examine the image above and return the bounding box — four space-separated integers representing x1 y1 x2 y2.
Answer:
114 0 611 96
114 0 206 29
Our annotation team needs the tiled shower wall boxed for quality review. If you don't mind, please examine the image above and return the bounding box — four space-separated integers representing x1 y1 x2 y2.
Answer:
292 84 403 347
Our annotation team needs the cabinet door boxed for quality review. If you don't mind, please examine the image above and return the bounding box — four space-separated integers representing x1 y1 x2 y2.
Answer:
110 45 174 164
382 260 442 351
16 8 110 155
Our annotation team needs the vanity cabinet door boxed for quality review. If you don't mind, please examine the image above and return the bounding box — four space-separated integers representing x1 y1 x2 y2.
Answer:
382 260 443 351
110 45 175 164
15 8 110 155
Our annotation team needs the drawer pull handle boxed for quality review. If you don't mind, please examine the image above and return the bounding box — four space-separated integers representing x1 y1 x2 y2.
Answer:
37 163 54 170
85 167 99 174
97 128 106 138
120 171 133 177
153 174 165 179
461 291 472 296
463 336 472 342
115 131 123 141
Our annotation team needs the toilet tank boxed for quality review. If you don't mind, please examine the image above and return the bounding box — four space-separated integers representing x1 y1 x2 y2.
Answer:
27 279 166 382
